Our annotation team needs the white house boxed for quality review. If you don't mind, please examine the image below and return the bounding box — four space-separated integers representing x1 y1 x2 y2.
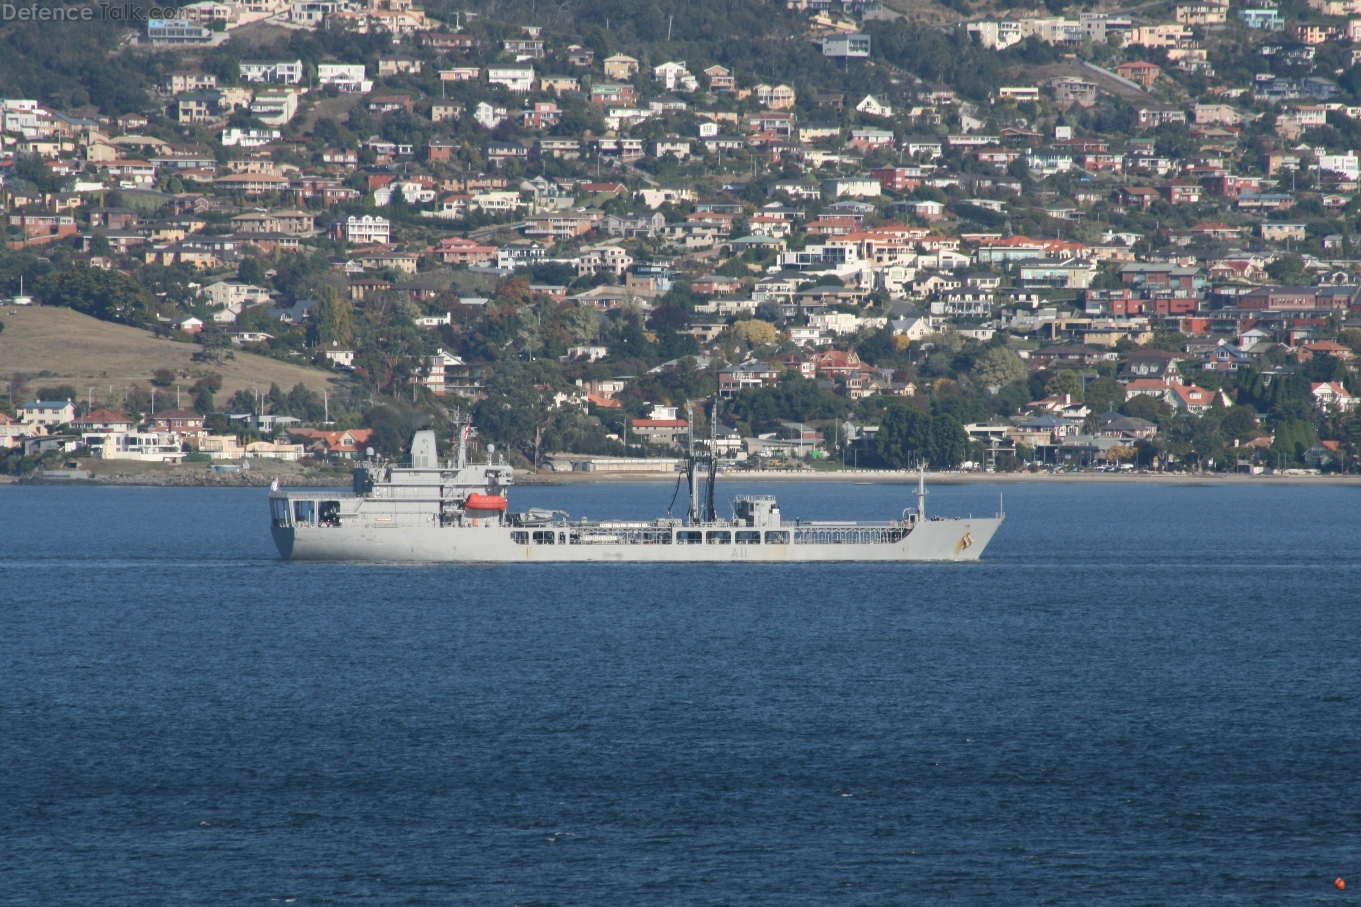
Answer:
891 316 934 341
562 345 609 362
653 61 698 92
339 215 390 245
1318 151 1361 180
856 94 893 117
81 431 184 462
239 59 303 84
221 128 282 147
487 67 535 92
648 136 692 159
317 63 372 93
822 177 881 198
19 400 76 425
470 191 524 214
1312 381 1359 412
321 343 355 367
250 91 299 126
474 102 508 129
200 281 271 309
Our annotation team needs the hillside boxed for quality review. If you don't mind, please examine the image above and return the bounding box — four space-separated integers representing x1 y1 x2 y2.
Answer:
0 306 341 404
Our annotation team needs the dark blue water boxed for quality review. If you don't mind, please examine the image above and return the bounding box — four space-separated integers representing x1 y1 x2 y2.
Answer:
2 480 1359 905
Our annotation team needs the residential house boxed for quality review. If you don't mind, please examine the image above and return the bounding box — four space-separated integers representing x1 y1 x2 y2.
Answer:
487 67 535 92
705 65 735 91
631 406 689 446
718 361 781 397
334 215 390 245
653 61 698 92
1312 381 1359 412
1116 61 1162 88
602 54 639 80
19 400 76 425
428 237 497 265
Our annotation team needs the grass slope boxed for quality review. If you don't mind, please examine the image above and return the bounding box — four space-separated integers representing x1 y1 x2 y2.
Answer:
0 306 340 403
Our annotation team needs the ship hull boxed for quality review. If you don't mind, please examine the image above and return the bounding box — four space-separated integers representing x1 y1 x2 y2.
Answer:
271 517 1003 563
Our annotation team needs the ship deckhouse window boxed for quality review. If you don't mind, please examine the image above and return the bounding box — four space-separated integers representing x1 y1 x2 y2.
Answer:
706 531 732 544
319 501 341 526
677 531 703 544
532 530 555 544
293 500 315 524
271 498 290 527
764 531 790 544
511 531 529 545
735 531 761 544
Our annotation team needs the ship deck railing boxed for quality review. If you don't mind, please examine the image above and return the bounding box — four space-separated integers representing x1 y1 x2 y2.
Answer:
513 521 914 547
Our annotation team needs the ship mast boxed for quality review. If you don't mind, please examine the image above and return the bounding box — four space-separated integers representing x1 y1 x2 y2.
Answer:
704 398 718 522
916 461 927 520
686 402 699 524
452 408 470 469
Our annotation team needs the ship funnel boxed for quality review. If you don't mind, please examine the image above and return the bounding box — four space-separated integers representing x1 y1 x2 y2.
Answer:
410 430 438 468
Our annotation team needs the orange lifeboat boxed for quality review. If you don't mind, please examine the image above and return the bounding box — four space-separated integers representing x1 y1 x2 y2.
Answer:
464 493 508 511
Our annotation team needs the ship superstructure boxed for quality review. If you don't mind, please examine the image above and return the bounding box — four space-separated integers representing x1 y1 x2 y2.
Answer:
268 415 1003 563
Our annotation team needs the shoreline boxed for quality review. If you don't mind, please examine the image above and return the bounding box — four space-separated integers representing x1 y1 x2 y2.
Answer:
517 470 1361 486
8 470 1361 487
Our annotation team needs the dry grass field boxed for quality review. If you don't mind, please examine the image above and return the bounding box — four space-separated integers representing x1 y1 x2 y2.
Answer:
0 306 341 405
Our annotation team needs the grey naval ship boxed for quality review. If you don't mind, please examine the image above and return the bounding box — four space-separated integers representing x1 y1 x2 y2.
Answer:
268 417 1003 563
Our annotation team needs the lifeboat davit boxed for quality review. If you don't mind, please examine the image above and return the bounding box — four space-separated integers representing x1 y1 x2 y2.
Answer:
464 493 508 511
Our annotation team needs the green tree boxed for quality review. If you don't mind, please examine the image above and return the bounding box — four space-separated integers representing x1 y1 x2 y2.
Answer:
267 383 288 414
1221 406 1260 442
1266 253 1306 285
1044 369 1083 402
876 406 966 469
473 362 559 470
311 288 354 346
730 319 779 346
237 257 267 285
970 346 1027 389
1084 376 1125 414
34 265 154 325
1121 394 1174 429
1271 418 1317 465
